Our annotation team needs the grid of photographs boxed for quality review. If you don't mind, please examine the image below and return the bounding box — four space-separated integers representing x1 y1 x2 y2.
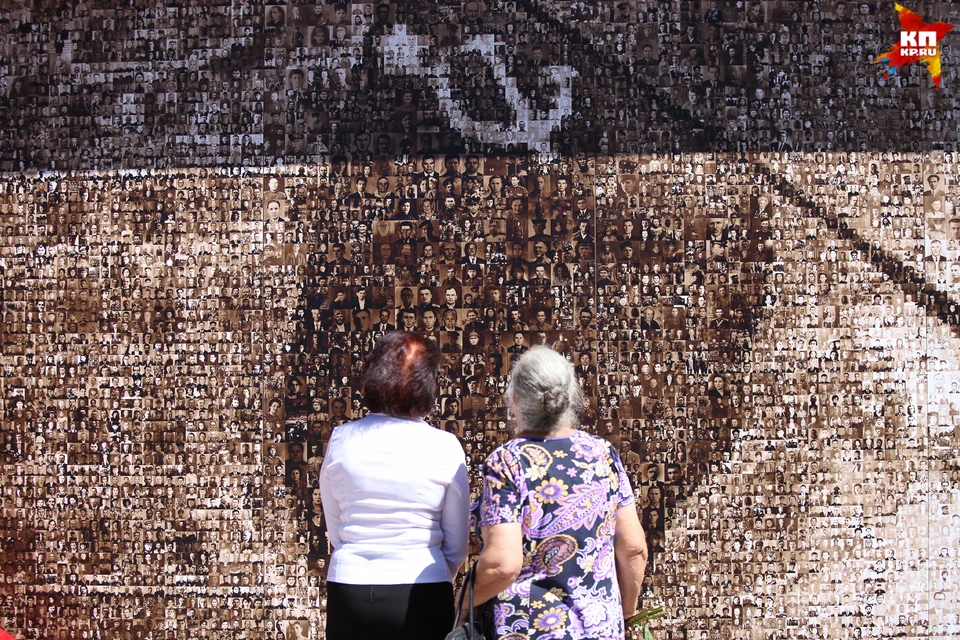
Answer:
2 153 958 639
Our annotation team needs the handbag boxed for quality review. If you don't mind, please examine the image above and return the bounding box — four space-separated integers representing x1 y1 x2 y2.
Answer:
445 565 488 640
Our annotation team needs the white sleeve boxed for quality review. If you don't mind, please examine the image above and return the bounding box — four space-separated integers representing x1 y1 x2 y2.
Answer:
318 434 343 549
439 441 470 581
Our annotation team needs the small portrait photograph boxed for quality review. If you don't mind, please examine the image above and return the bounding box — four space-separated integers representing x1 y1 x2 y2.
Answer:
266 4 286 27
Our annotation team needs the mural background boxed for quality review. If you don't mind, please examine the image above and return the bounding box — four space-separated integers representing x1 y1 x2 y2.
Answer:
1 1 960 639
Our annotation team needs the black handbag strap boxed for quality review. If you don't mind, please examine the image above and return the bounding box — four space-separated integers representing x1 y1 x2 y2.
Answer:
453 564 478 633
468 564 476 627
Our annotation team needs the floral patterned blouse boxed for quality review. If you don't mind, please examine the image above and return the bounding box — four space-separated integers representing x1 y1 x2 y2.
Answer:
473 430 635 640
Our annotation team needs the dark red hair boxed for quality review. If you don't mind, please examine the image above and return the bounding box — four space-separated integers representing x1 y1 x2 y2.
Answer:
362 332 441 418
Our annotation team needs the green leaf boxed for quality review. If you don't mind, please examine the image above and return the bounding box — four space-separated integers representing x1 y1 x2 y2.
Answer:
643 624 654 640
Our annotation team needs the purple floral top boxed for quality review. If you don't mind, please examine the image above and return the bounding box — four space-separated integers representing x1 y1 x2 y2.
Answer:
474 430 635 640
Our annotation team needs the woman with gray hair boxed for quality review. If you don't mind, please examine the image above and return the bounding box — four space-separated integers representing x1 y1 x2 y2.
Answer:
463 346 648 639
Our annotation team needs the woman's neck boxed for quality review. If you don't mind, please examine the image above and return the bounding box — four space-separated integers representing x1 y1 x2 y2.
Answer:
516 424 576 438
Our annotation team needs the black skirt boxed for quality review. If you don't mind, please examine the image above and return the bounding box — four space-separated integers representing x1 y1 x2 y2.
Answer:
326 581 455 640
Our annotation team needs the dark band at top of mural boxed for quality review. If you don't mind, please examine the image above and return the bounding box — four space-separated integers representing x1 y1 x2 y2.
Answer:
2 0 960 170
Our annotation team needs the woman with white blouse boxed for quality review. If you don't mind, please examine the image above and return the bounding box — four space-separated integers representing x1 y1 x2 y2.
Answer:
320 332 469 640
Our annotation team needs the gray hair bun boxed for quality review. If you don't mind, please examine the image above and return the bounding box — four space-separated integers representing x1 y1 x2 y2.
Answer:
506 346 585 436
542 386 568 417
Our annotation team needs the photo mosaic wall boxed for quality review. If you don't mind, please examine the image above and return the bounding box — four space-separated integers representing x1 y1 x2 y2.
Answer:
1 1 960 639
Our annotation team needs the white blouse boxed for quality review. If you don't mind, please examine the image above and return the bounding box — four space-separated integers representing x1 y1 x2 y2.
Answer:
319 413 470 585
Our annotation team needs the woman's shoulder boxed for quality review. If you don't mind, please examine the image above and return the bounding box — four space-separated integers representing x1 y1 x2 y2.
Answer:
331 415 465 453
493 431 604 453
565 430 619 458
329 413 381 433
484 435 576 468
484 439 512 459
392 416 467 456
571 429 614 445
483 439 525 466
328 413 422 441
